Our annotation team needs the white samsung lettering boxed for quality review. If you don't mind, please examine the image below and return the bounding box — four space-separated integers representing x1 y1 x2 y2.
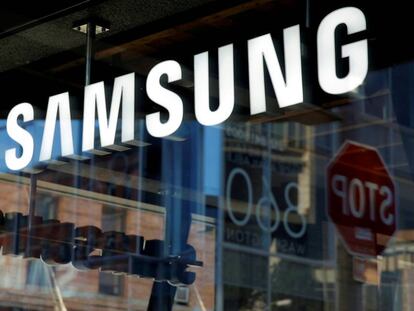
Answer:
317 7 368 94
194 44 235 125
248 24 303 114
82 72 135 152
5 103 35 170
3 7 369 171
39 92 74 161
146 60 183 137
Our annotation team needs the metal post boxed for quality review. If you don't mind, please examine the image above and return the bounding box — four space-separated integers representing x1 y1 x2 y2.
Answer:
147 141 192 311
85 22 95 86
28 174 37 231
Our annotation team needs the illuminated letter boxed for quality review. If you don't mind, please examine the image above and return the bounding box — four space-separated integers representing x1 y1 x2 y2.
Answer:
146 60 183 137
82 72 135 152
317 7 368 94
39 92 74 161
194 44 234 125
248 25 303 114
5 103 34 170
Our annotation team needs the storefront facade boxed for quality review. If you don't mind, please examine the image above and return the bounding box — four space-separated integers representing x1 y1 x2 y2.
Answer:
0 0 412 310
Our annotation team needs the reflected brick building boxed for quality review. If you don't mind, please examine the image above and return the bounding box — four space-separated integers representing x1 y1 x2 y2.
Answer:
0 181 215 310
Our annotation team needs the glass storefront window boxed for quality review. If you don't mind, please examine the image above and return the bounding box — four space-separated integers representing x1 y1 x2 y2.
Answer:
1 1 414 310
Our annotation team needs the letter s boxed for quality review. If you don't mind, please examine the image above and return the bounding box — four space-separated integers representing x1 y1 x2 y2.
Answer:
5 103 34 170
146 60 183 137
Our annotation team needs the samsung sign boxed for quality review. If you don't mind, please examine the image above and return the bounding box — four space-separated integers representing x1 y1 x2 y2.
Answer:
5 7 368 171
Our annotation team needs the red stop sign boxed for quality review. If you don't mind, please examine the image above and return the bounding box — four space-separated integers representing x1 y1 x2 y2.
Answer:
327 141 397 257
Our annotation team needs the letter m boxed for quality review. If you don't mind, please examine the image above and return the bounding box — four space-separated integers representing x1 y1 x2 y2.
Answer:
82 73 135 152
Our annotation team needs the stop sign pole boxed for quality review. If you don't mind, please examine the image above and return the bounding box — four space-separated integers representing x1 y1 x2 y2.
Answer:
326 141 397 257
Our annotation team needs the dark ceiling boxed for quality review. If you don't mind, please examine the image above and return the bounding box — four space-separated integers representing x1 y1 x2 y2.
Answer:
0 1 100 35
0 0 236 73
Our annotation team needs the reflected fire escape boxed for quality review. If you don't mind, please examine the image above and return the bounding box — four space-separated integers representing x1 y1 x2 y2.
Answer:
77 20 196 311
